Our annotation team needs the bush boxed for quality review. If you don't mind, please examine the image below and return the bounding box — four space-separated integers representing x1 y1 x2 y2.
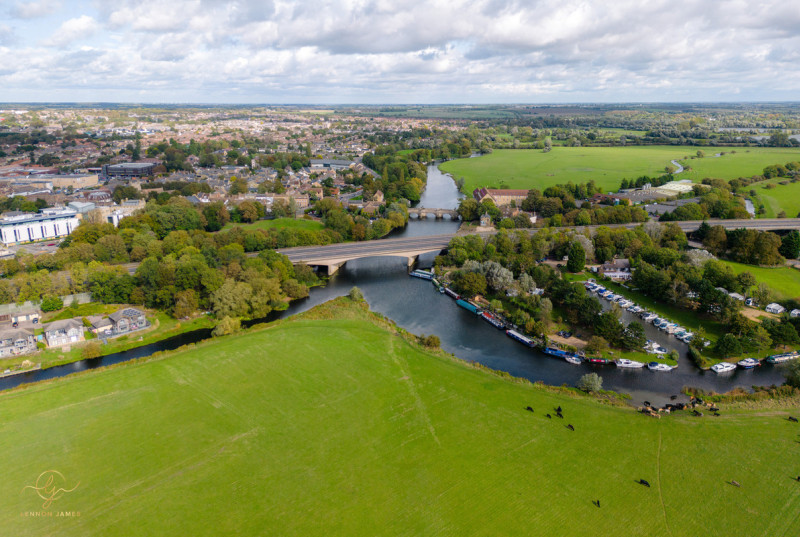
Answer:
584 336 609 356
212 316 241 337
40 295 63 312
785 361 800 389
348 286 364 302
577 372 603 393
420 334 440 348
82 341 103 359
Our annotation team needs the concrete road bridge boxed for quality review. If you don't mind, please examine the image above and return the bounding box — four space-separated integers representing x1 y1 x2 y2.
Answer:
407 207 460 220
275 218 800 274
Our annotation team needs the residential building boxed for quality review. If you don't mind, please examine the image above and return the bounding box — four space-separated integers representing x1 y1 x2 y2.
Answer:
472 188 529 207
108 308 148 334
0 207 79 246
43 318 85 347
0 328 37 358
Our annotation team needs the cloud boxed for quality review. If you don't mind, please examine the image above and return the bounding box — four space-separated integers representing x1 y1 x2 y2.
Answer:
43 14 97 47
9 0 61 19
1 0 800 102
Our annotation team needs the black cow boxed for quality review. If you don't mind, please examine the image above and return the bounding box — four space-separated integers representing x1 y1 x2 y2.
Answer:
546 414 552 419
643 400 651 407
788 416 798 422
556 406 562 413
670 395 678 400
638 479 650 487
566 424 574 431
526 406 534 412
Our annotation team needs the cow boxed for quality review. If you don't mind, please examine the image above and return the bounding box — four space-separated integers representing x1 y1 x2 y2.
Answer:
638 479 650 487
566 424 574 431
788 416 798 422
525 406 534 412
546 414 552 419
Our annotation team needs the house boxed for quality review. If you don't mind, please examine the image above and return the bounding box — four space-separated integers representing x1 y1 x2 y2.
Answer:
88 315 114 336
479 213 492 227
0 327 37 358
108 308 148 334
43 318 85 347
472 188 529 207
600 258 633 280
790 309 800 318
766 303 785 315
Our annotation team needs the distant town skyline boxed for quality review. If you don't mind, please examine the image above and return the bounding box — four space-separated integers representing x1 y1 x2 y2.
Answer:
1 0 799 103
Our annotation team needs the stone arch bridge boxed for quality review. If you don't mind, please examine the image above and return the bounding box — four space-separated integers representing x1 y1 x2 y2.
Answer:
407 207 460 220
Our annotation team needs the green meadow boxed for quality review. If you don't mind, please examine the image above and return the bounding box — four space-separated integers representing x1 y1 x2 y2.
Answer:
222 217 325 232
745 179 800 219
721 260 800 301
440 146 800 193
2 298 799 536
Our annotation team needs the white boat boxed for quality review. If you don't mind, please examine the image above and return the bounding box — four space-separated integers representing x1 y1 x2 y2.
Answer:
564 355 582 365
616 359 645 368
711 362 736 373
737 358 761 369
648 362 674 371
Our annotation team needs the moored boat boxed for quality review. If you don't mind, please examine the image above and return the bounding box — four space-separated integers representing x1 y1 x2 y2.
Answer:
506 329 535 347
737 358 761 369
456 299 481 314
711 362 736 373
648 362 674 371
480 311 506 329
543 347 569 358
564 354 583 365
588 357 610 365
767 351 799 364
615 358 645 368
409 269 434 280
444 287 460 300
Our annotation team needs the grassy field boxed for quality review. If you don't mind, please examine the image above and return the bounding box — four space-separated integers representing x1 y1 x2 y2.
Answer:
743 179 800 219
440 146 800 193
720 260 800 301
222 217 324 232
676 148 800 183
2 297 799 536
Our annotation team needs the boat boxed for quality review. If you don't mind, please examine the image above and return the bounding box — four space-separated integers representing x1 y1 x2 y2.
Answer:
444 287 460 300
506 329 535 347
456 299 481 314
711 362 736 373
409 269 434 280
615 359 645 368
648 362 674 371
431 277 441 287
767 351 800 364
587 357 610 365
543 347 569 358
480 311 506 329
737 358 761 369
564 354 583 365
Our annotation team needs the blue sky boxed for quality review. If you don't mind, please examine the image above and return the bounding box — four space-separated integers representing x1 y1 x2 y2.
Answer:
1 0 799 103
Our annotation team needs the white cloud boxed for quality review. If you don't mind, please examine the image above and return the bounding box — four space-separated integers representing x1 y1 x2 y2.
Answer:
9 0 61 19
43 14 97 47
1 0 799 102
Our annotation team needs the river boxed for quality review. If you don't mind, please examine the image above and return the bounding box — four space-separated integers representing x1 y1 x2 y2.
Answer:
0 164 790 405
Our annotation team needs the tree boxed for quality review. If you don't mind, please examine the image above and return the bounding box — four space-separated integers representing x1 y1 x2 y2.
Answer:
238 200 260 223
211 279 252 318
457 198 480 221
784 360 800 389
173 289 198 319
714 333 742 357
577 373 603 393
566 241 585 273
621 322 646 351
780 230 800 259
584 336 609 356
453 271 487 298
753 283 773 309
202 202 230 232
82 341 103 359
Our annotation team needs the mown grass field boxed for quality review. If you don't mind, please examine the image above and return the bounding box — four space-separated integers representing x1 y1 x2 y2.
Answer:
222 217 324 232
676 147 800 183
744 179 800 219
2 298 799 536
721 260 800 301
440 146 800 193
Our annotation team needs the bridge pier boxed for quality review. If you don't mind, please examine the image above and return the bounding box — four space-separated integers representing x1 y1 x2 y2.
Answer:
324 262 345 275
407 255 418 268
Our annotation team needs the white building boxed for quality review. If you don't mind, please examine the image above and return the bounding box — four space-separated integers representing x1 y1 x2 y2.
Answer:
0 208 79 246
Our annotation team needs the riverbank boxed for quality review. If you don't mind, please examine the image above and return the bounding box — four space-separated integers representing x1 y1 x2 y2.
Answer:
3 297 799 536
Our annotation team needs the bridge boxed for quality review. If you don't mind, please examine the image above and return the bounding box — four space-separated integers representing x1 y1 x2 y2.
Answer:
276 218 800 274
407 207 460 220
276 234 455 274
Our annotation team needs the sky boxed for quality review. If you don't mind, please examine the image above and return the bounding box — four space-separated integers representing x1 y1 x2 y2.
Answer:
1 0 799 104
